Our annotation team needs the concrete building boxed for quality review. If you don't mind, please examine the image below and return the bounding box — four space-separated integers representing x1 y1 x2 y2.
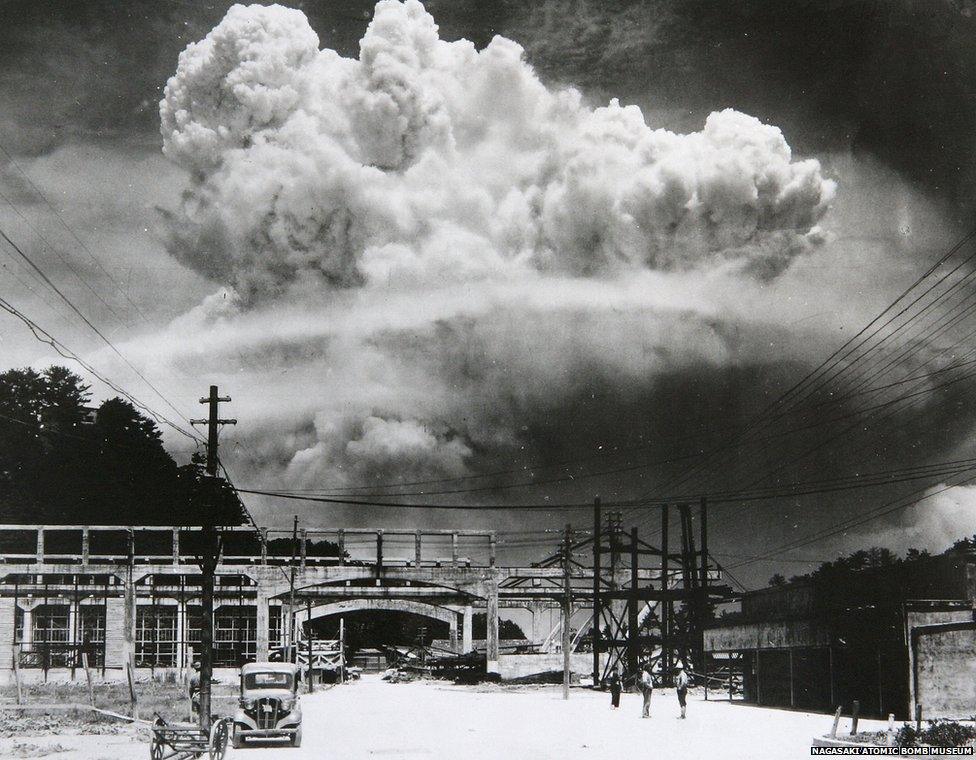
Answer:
0 523 621 685
704 551 976 719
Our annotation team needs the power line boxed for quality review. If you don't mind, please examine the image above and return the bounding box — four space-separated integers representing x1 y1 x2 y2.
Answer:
0 224 197 433
234 454 976 512
620 230 976 545
259 351 976 503
630 227 976 507
0 140 151 323
0 295 200 441
234 487 630 510
0 187 131 328
726 468 976 571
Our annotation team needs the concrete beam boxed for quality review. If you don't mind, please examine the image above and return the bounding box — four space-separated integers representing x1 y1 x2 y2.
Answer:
286 586 475 602
303 598 459 627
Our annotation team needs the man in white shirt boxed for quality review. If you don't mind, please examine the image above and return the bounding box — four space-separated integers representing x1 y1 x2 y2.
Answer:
639 663 653 718
675 664 689 719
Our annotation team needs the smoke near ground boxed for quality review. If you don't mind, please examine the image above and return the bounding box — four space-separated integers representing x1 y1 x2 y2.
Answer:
152 0 836 493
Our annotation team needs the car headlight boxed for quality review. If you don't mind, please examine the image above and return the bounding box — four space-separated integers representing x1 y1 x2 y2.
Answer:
240 697 255 709
279 698 294 711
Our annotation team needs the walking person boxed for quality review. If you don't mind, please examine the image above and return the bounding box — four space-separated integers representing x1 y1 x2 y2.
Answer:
608 668 622 709
675 663 689 719
639 663 653 718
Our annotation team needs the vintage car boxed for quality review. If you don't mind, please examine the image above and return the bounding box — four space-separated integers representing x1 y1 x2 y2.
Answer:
231 662 303 748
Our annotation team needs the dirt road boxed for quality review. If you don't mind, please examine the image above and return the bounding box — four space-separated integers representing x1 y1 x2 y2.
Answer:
278 676 874 760
1 675 882 760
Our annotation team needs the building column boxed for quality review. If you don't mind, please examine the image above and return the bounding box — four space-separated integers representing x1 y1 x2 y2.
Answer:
255 588 271 662
449 612 459 653
462 605 473 653
68 601 78 648
529 603 544 645
486 583 500 674
0 598 15 670
18 601 35 647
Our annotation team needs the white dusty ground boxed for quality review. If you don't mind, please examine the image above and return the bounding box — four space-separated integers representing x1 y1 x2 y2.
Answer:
2 675 888 760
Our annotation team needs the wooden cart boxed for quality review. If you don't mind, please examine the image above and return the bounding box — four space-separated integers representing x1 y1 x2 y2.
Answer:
149 715 230 760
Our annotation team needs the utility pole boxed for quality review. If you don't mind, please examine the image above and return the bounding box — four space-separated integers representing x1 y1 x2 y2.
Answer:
661 504 670 686
288 515 298 664
562 523 573 700
591 497 601 688
189 386 236 732
627 526 639 681
339 618 346 684
306 599 314 692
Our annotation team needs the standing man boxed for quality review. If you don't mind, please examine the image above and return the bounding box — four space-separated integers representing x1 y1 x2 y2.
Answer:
675 663 689 719
639 663 653 718
608 668 622 710
188 661 202 718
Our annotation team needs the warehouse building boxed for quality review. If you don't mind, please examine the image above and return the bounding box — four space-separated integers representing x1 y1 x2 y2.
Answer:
704 551 976 719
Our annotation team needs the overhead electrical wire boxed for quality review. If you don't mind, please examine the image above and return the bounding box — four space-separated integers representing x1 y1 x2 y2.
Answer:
0 294 200 441
234 487 623 510
627 226 976 509
235 454 976 513
0 224 199 436
0 188 131 328
611 228 976 551
474 233 976 569
725 468 976 571
251 229 976 507
0 140 150 323
256 350 976 503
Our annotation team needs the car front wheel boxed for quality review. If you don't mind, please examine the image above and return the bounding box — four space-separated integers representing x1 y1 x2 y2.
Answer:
291 727 302 748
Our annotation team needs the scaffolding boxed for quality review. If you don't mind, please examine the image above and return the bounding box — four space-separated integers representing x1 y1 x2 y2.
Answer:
590 498 732 688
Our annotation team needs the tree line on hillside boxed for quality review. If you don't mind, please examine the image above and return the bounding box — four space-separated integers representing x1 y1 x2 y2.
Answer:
768 539 976 588
0 366 244 526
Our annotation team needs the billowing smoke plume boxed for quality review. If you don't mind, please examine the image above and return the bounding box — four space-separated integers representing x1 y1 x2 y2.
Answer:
156 1 836 494
160 1 833 301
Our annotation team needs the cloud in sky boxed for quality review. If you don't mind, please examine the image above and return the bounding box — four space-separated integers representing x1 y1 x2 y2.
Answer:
3 1 976 578
134 0 843 497
840 483 976 558
158 1 834 304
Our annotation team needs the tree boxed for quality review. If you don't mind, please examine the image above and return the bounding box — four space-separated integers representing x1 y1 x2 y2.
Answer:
768 573 787 587
265 537 347 559
473 614 526 640
173 456 246 527
945 535 976 554
0 365 245 527
0 366 90 505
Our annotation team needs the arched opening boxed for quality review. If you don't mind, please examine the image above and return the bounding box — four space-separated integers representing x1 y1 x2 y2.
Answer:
299 600 457 673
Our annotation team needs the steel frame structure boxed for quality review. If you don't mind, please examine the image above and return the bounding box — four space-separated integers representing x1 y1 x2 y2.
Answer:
589 498 732 688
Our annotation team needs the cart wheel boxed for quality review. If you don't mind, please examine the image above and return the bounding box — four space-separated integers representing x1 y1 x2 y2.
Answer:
209 719 229 760
150 734 163 760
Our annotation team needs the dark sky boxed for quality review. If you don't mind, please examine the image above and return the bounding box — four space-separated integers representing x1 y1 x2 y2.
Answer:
4 0 975 207
1 0 976 588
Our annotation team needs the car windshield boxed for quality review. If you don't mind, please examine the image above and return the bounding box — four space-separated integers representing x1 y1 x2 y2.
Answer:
244 672 293 690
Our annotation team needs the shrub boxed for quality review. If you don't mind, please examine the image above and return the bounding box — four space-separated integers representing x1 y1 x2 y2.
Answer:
895 724 918 748
896 720 976 748
922 720 976 747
